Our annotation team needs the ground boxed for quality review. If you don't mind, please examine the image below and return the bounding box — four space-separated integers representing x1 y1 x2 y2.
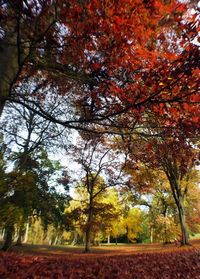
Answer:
1 240 200 278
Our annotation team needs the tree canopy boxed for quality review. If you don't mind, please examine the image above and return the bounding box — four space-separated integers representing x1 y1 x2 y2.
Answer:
0 0 199 133
0 0 199 252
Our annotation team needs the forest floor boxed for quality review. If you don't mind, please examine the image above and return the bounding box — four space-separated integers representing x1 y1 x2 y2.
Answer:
5 238 200 257
0 239 200 278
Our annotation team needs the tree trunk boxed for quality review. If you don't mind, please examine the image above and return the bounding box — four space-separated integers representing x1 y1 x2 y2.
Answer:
126 226 129 243
0 35 18 117
107 234 110 244
177 197 189 245
84 198 93 253
15 225 24 246
0 24 31 117
150 227 154 243
53 235 58 246
23 222 29 243
167 173 189 246
72 231 78 245
0 229 5 241
85 215 92 252
1 224 14 251
0 99 5 117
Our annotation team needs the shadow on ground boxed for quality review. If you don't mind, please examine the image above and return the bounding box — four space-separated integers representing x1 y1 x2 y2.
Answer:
1 238 199 258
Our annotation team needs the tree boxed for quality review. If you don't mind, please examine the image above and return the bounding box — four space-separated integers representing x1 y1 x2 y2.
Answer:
0 147 70 250
0 1 95 115
0 1 199 135
183 170 200 235
124 124 199 245
0 103 69 250
100 188 124 244
147 184 178 244
69 135 126 252
122 207 143 243
120 164 180 243
152 142 198 245
0 102 65 153
67 186 122 246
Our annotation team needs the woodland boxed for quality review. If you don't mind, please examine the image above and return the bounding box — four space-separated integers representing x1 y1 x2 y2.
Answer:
0 0 200 278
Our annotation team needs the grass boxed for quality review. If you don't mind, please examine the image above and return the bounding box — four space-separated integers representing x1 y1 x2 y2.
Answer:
190 233 200 239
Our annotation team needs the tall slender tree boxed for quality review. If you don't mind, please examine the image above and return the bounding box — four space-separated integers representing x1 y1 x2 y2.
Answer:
69 135 126 252
122 123 199 245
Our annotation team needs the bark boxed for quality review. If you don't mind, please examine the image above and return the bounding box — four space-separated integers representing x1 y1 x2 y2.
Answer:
72 231 78 246
1 224 15 251
15 216 29 246
107 234 110 244
177 197 189 245
15 225 24 246
0 34 19 117
150 227 154 243
53 235 58 246
126 226 130 243
23 222 29 243
84 197 93 253
0 229 5 241
167 172 189 246
84 212 92 252
0 99 5 117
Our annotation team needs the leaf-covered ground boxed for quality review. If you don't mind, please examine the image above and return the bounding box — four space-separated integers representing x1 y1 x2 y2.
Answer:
1 243 200 278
